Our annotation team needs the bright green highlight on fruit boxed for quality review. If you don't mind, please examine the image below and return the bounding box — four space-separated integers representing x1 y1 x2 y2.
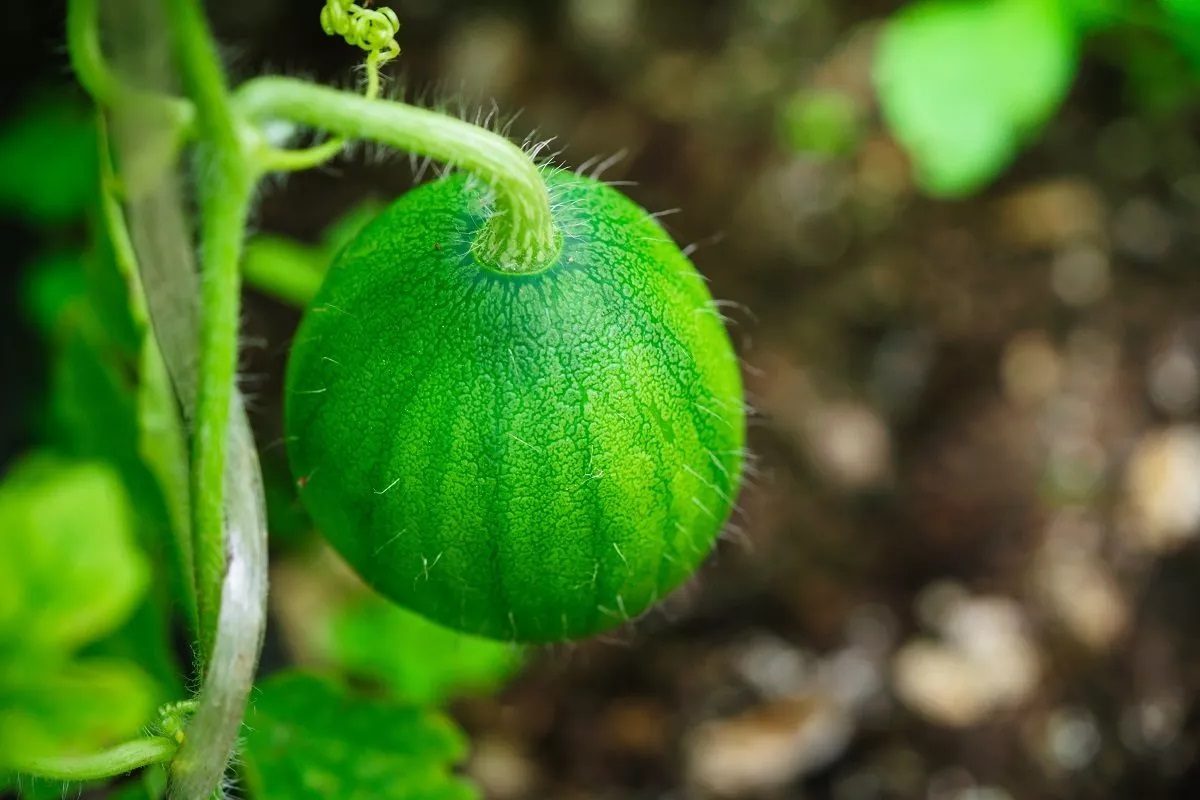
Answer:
286 170 745 642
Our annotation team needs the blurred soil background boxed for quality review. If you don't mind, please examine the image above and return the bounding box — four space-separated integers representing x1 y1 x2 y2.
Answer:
7 0 1200 798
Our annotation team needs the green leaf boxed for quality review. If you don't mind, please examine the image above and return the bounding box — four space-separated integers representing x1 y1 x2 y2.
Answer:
242 235 329 307
1062 0 1127 30
9 777 93 800
105 766 168 800
1161 0 1200 70
25 251 193 685
243 672 478 800
19 252 89 334
328 597 522 705
0 657 157 767
6 774 114 800
0 456 147 653
875 0 1079 196
242 200 382 307
86 594 184 700
44 315 141 470
0 94 96 225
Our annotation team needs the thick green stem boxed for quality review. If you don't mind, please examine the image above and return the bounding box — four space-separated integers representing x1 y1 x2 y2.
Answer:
164 0 254 663
163 5 267 799
190 171 253 661
235 76 560 273
15 738 177 782
168 403 268 800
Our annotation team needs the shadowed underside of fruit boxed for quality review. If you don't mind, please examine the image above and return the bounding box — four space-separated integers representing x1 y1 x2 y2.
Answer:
286 170 744 642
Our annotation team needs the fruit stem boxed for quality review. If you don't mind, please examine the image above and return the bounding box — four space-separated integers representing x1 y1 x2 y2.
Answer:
254 50 385 174
235 76 561 273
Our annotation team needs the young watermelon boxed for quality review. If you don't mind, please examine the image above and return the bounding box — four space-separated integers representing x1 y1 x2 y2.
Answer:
285 169 744 642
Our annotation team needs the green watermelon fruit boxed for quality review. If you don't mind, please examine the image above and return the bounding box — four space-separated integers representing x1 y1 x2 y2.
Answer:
285 169 744 642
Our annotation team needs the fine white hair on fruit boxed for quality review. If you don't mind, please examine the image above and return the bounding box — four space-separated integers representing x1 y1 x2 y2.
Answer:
589 148 629 181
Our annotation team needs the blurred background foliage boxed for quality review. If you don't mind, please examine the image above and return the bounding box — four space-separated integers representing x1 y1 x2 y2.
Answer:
3 0 1200 798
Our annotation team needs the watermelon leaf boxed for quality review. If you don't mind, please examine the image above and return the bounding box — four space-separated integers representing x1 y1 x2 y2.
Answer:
875 0 1079 196
242 672 479 800
327 597 523 705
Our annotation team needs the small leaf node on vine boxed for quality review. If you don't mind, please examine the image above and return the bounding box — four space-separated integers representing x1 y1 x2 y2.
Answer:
157 700 200 744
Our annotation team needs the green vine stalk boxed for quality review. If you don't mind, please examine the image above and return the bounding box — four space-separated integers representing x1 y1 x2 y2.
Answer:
13 738 179 782
163 0 255 660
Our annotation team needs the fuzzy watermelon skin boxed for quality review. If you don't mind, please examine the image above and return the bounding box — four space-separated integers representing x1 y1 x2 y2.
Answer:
285 170 744 642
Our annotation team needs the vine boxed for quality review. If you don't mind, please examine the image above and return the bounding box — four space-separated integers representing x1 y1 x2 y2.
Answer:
14 738 179 783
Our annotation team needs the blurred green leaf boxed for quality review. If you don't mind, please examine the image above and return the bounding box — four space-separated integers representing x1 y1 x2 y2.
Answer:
0 657 157 768
242 672 478 800
25 247 193 679
328 597 522 705
0 107 182 791
1118 30 1200 114
242 235 329 307
243 200 382 307
780 89 862 157
8 776 97 800
45 315 141 474
105 766 168 800
0 455 147 653
1063 0 1128 30
1161 0 1200 69
20 252 89 334
87 596 184 700
5 772 120 800
875 0 1079 196
0 95 96 225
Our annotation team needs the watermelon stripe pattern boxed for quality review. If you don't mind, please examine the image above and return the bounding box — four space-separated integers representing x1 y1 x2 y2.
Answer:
286 170 744 642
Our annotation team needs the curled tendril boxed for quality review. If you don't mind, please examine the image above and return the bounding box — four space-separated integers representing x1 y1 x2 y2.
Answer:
320 0 401 64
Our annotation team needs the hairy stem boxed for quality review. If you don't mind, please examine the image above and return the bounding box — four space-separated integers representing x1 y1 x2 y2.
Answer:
168 404 268 800
254 52 384 174
15 738 177 782
160 3 267 799
189 172 253 661
164 0 254 662
235 76 560 273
